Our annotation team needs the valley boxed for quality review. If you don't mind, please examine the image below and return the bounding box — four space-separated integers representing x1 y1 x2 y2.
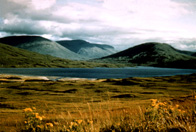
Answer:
57 40 116 59
0 36 196 131
1 0 196 131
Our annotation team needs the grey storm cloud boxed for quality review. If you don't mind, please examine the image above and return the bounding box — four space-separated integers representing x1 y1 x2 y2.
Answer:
1 20 48 35
0 0 24 17
0 0 104 36
0 0 67 23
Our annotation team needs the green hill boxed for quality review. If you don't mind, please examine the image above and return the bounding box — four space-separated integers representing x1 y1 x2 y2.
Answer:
0 36 84 60
0 43 121 68
100 42 196 69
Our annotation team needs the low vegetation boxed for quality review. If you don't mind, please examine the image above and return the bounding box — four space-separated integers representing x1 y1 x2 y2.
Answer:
0 74 195 131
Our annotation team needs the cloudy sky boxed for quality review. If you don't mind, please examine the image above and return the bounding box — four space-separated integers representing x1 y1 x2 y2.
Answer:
0 0 196 51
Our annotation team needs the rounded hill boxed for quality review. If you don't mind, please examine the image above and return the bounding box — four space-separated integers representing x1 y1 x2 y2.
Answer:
0 36 84 60
101 42 196 69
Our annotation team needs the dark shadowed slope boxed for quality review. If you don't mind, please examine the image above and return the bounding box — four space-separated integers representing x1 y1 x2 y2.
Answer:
100 42 196 69
56 40 116 59
0 36 84 60
0 43 73 68
192 52 196 57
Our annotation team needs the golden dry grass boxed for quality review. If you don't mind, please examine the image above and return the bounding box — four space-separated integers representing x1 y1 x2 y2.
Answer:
0 74 195 131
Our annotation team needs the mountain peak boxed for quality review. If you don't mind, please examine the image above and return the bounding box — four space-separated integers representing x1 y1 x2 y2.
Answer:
0 35 51 46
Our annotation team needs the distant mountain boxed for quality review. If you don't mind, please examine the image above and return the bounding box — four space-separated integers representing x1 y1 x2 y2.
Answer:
56 40 116 59
175 49 195 56
0 36 84 60
100 42 196 69
0 43 123 68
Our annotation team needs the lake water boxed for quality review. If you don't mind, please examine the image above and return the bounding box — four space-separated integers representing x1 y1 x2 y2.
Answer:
0 67 196 79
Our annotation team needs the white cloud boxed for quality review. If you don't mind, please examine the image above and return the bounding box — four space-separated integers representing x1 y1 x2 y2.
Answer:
31 0 56 10
0 0 196 51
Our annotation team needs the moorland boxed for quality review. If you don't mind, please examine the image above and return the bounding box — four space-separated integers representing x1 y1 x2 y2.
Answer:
0 74 195 131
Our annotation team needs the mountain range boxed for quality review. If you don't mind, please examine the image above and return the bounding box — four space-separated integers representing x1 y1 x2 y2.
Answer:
0 36 84 60
0 35 196 69
100 42 196 69
0 42 122 68
0 36 116 60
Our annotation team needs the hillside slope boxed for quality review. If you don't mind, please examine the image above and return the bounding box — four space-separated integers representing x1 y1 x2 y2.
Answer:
57 40 116 59
100 42 196 69
0 43 123 68
0 43 71 67
0 36 84 60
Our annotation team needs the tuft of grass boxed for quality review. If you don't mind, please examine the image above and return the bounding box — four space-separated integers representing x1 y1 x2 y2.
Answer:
19 95 195 132
99 96 196 132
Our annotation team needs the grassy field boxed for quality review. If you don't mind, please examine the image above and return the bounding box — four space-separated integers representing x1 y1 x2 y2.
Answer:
0 74 195 131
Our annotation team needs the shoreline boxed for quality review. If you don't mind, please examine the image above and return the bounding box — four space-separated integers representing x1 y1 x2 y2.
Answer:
0 74 97 82
1 72 196 83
